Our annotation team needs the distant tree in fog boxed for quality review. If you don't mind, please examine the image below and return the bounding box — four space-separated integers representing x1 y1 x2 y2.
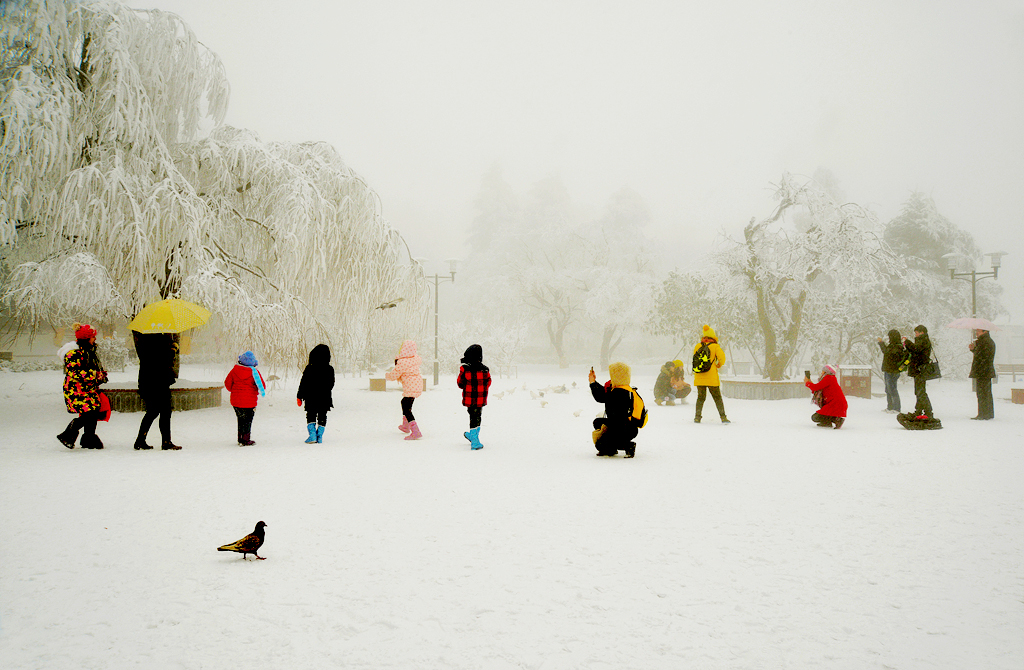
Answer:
583 187 660 369
884 192 1003 322
884 192 979 273
648 267 760 373
0 0 427 368
468 163 519 255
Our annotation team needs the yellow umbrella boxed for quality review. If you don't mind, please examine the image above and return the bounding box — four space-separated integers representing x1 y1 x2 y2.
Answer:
129 298 211 334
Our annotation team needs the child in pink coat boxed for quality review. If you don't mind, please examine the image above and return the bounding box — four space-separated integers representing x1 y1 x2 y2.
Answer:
385 340 424 440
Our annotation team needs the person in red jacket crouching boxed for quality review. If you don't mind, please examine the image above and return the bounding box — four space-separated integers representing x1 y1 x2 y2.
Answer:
805 364 848 429
225 350 266 446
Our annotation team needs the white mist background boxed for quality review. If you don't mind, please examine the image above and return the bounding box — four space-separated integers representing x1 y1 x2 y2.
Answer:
147 0 1024 318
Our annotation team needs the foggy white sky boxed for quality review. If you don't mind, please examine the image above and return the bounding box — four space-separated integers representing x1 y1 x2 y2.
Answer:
150 0 1024 319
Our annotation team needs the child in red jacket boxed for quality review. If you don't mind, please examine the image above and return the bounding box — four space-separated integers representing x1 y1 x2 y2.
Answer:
804 364 848 429
456 344 491 450
225 350 265 445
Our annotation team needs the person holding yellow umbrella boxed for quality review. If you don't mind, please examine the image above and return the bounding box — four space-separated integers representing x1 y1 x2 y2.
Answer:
128 298 211 451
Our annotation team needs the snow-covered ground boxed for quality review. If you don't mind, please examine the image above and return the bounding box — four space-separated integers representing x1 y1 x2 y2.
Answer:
1 363 1022 670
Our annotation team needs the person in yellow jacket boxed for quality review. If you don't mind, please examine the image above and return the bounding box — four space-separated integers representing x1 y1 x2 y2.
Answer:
692 324 729 423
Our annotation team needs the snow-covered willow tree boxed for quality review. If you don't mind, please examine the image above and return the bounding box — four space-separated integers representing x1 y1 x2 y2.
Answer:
0 0 428 368
712 174 903 380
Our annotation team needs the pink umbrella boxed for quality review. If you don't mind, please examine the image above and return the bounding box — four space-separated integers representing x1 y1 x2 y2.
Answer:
946 317 999 331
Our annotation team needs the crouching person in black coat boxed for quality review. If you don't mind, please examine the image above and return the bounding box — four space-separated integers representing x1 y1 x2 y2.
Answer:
589 362 638 458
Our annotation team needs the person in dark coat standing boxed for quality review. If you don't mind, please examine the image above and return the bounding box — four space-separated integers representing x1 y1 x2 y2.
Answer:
968 328 996 420
133 332 181 450
297 344 335 443
804 364 848 428
902 325 933 419
456 344 491 450
877 329 905 413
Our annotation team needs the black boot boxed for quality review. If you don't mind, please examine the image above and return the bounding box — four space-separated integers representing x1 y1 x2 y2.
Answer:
134 430 153 450
81 434 104 449
57 423 78 449
161 440 182 450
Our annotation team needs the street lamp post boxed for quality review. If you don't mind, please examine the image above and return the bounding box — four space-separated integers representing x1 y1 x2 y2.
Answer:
422 259 457 386
943 252 1008 317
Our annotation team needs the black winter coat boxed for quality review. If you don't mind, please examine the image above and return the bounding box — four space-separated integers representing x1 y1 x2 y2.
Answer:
904 333 932 378
134 332 176 392
590 382 639 439
969 332 996 380
878 330 906 374
297 344 335 410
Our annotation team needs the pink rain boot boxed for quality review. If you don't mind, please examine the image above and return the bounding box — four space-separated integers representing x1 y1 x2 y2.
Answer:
399 416 411 433
404 420 422 440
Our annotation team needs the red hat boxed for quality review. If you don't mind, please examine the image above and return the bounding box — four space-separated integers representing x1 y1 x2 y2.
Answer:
74 323 97 340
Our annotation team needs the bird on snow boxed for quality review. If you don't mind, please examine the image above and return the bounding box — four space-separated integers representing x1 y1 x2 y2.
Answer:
217 521 267 560
375 297 404 310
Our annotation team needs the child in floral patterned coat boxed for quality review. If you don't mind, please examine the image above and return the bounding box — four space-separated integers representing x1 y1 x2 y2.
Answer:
57 324 109 449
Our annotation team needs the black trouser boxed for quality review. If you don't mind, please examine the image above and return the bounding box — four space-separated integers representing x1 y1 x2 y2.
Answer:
234 407 255 435
913 376 932 416
695 385 726 419
976 378 994 419
138 387 172 443
592 418 637 455
467 406 482 429
305 408 328 426
61 410 103 445
401 397 416 422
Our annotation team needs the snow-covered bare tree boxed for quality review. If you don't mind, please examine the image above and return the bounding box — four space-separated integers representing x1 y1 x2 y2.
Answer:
713 174 902 380
0 0 428 369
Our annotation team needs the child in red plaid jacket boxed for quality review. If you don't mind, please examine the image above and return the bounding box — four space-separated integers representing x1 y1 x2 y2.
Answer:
456 344 491 450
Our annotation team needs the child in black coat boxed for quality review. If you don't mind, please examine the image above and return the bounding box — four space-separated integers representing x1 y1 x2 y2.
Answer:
297 344 335 443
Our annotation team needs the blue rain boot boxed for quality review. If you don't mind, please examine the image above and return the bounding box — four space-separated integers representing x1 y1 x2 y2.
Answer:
469 427 483 450
304 423 317 443
315 424 325 443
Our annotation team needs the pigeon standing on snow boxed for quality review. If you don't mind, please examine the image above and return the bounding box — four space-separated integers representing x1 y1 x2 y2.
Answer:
217 521 267 560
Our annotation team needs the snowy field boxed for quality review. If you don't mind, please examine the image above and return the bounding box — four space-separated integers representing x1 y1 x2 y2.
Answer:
1 362 1022 670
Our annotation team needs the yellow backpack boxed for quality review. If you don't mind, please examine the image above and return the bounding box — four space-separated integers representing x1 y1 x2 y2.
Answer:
614 385 649 428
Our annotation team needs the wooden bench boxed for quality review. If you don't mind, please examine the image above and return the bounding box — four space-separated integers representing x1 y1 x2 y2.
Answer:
369 378 427 391
103 380 222 412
